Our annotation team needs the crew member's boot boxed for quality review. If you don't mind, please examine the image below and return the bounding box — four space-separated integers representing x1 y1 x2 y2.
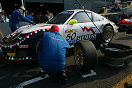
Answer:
58 70 67 84
124 82 132 88
40 68 46 78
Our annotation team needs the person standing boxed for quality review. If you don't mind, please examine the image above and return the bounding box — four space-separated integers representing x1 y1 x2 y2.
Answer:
9 5 35 32
110 2 122 25
45 10 53 21
37 25 69 84
98 7 106 14
0 10 6 23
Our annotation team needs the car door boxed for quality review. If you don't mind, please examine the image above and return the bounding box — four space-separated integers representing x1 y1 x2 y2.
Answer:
92 12 106 33
64 11 97 44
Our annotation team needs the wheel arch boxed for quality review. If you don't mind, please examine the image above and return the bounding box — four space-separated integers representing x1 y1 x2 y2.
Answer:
103 23 114 30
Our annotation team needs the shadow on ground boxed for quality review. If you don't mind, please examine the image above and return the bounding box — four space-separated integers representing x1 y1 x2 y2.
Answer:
0 48 131 88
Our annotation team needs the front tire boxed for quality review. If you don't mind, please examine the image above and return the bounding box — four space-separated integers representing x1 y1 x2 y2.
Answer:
74 40 98 72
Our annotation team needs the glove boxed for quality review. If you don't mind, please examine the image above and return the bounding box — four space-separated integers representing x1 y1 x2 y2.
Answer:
30 21 36 25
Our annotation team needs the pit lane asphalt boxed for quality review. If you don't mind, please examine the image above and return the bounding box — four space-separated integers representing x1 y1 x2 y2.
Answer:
0 32 132 88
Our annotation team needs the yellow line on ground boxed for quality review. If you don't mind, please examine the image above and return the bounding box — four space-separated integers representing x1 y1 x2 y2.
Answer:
112 73 132 88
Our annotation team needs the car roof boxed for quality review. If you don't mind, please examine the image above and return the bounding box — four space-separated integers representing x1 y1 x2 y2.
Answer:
65 9 92 13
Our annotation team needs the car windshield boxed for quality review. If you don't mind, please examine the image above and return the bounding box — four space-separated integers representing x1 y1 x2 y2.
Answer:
47 11 74 24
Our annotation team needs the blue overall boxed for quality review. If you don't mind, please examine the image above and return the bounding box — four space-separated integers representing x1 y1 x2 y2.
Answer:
9 10 31 32
26 14 34 21
37 32 69 72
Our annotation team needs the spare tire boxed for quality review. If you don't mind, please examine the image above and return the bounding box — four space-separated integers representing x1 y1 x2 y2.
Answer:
74 40 98 72
100 43 132 67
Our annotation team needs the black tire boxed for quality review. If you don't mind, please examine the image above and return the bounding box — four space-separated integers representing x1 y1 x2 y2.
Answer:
100 43 132 57
100 43 132 68
93 26 114 49
31 37 41 59
74 40 98 72
103 26 114 43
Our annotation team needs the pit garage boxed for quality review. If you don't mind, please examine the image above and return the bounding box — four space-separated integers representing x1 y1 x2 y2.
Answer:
25 0 64 16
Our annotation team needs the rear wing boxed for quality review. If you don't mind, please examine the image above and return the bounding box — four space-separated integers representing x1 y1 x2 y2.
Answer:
99 12 123 23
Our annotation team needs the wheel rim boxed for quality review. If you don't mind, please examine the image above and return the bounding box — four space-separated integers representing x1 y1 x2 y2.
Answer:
103 28 113 42
74 44 84 68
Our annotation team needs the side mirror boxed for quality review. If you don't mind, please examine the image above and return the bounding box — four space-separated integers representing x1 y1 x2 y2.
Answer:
67 19 78 25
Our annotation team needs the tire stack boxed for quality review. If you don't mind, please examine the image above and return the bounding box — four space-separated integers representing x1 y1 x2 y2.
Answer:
100 43 132 68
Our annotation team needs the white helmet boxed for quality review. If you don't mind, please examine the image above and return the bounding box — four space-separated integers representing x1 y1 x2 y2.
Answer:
20 5 25 11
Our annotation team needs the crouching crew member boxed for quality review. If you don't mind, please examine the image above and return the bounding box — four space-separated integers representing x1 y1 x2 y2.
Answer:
37 25 70 84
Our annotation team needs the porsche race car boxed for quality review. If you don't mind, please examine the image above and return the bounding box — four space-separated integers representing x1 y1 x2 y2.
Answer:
119 17 132 33
0 9 118 63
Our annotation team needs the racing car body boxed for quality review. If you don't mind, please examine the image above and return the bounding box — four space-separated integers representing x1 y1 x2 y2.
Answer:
0 9 118 61
119 18 132 32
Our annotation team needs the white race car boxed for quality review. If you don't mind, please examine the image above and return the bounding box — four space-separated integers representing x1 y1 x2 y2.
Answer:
0 9 118 70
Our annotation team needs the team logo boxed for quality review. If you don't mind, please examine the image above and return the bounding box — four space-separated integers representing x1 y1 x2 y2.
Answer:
80 26 95 35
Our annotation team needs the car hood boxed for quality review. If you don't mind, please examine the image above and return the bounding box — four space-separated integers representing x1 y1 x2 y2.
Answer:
0 23 55 46
17 23 53 34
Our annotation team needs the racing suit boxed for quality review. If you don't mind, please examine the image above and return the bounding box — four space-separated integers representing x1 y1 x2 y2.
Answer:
37 32 70 73
9 10 31 32
26 14 34 21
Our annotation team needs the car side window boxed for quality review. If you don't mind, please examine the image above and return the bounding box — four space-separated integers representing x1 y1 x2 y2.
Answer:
92 12 104 21
72 12 92 23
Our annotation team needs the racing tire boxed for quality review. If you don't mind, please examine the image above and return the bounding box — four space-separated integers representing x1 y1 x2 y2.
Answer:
93 26 114 49
103 26 114 43
74 40 98 72
31 38 41 60
100 43 132 68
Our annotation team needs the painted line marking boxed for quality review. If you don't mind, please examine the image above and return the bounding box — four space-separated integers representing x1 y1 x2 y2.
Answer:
14 74 49 88
112 73 132 88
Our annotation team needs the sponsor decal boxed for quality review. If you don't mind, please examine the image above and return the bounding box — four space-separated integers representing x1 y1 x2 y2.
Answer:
6 51 16 56
19 45 28 48
66 32 76 41
77 34 96 41
65 29 78 33
80 26 95 35
66 32 96 44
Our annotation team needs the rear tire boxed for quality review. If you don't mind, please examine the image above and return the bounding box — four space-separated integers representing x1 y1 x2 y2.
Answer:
103 26 114 43
74 40 98 72
31 38 41 60
93 26 114 49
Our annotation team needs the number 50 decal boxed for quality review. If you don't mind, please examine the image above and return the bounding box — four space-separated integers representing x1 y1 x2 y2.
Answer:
66 32 76 41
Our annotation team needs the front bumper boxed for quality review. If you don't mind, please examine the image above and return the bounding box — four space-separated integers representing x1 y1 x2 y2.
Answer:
0 29 45 61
